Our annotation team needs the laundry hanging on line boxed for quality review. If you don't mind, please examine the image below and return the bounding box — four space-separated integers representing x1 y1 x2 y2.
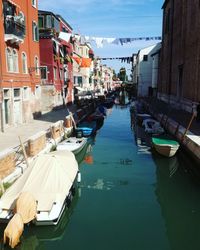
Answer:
57 33 162 49
83 36 162 48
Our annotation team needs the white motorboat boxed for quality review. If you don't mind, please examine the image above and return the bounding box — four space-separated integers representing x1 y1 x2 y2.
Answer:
142 118 164 135
0 150 79 226
56 137 87 155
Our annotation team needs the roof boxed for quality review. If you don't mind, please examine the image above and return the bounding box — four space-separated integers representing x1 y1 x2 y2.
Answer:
38 10 60 21
56 14 73 31
162 0 170 9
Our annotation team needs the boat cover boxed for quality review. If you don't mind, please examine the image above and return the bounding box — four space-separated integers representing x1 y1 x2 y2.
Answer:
4 213 24 248
0 150 78 212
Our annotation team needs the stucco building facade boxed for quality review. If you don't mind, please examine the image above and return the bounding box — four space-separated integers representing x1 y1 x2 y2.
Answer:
0 0 41 132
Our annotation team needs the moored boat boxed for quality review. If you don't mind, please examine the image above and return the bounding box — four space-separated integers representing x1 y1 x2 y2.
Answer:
56 137 87 155
0 150 79 226
76 120 97 137
142 118 164 135
152 137 180 157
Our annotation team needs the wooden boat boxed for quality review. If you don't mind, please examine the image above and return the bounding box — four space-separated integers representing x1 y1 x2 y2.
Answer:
76 121 96 137
136 113 152 126
142 118 164 135
56 137 87 155
86 109 105 123
0 150 79 226
152 137 180 157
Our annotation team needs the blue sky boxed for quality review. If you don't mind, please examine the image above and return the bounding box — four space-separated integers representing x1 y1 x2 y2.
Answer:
38 0 164 76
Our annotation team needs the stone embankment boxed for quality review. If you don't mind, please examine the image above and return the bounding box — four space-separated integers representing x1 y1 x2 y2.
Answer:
0 101 96 186
144 98 200 165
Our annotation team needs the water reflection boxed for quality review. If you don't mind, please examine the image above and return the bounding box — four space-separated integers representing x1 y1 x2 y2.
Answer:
81 178 114 191
75 137 95 165
132 122 152 155
153 153 200 250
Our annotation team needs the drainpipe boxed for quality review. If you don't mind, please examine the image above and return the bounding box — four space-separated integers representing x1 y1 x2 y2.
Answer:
168 0 174 104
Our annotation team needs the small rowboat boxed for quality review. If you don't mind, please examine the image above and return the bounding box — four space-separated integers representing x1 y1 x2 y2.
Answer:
57 137 87 155
76 121 97 137
142 118 164 135
152 137 180 157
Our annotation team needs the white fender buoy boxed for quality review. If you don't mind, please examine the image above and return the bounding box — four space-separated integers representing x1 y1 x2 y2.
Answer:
77 171 81 183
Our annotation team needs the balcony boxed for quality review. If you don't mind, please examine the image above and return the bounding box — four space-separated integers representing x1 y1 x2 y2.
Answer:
39 28 56 38
4 18 25 44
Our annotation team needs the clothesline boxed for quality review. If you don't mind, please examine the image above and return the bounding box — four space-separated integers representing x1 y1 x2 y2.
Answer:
58 32 162 48
98 56 136 63
84 36 162 48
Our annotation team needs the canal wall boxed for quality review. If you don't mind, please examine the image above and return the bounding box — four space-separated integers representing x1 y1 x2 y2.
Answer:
0 101 97 185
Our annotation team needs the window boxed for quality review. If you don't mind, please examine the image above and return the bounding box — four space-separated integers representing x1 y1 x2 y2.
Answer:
41 66 48 80
35 85 41 98
23 87 29 100
13 88 20 98
60 69 63 80
3 89 10 98
53 67 57 79
6 48 13 72
34 56 39 75
32 0 37 7
38 16 44 28
143 55 148 61
13 50 19 72
46 15 52 28
64 68 68 81
78 77 82 84
32 21 39 41
22 52 27 73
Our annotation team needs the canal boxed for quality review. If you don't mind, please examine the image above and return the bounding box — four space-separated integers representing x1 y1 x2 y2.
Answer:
1 103 200 250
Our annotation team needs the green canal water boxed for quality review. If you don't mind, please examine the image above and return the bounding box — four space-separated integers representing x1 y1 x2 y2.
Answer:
1 104 200 250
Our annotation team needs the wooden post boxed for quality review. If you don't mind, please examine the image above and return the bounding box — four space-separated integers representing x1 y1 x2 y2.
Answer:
18 136 29 169
181 113 195 142
70 112 77 129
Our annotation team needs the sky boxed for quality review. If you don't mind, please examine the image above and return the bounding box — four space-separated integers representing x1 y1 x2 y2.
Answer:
38 0 164 77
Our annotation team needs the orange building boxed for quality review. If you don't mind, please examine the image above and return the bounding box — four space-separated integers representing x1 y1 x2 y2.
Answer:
0 0 41 132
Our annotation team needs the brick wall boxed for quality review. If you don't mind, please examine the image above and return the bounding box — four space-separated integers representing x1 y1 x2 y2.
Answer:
0 150 16 179
27 131 47 157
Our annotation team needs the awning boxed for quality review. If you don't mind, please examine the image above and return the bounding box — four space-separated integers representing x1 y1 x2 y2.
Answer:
75 86 84 91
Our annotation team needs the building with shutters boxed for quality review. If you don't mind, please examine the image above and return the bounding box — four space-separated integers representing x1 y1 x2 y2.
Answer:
0 0 41 132
38 10 74 112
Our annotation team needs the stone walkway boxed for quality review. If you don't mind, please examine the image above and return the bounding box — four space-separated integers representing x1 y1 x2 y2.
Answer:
0 106 75 152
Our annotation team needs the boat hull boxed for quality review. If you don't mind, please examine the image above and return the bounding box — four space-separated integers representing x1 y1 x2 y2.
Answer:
153 144 179 157
0 186 76 226
57 137 87 155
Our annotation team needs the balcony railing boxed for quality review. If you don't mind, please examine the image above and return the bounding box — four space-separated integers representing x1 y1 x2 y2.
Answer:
4 18 25 42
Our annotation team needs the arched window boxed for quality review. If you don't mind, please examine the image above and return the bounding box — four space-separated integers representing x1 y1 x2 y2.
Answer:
34 56 39 75
32 21 39 41
13 49 19 72
32 0 37 7
6 48 13 72
22 52 27 73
